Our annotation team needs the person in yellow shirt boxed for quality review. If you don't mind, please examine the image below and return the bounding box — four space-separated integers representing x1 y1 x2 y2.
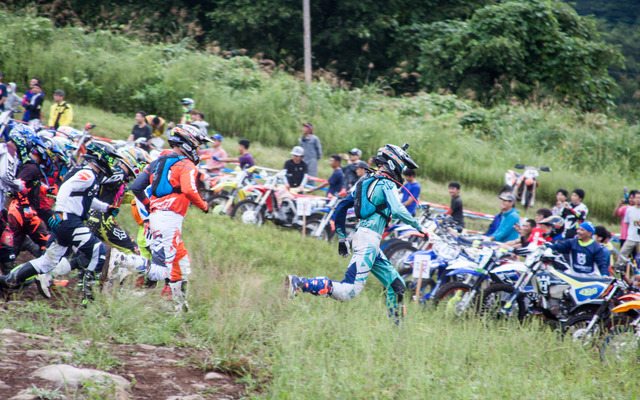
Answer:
48 89 73 129
144 114 166 138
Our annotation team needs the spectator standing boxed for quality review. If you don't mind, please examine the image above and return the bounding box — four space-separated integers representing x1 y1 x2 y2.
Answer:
503 219 536 249
145 114 167 138
401 169 421 216
189 110 209 136
128 111 153 151
179 98 195 124
283 146 308 188
47 89 73 129
24 84 44 125
620 196 640 262
487 193 520 243
0 72 7 111
298 123 322 178
341 148 363 189
4 83 21 111
219 139 254 169
614 190 638 258
21 77 40 122
446 182 464 229
315 155 344 197
551 189 569 216
198 134 227 174
595 226 614 268
562 189 588 239
352 160 368 183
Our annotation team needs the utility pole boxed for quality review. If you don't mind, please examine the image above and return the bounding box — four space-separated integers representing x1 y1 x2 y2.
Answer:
303 0 312 87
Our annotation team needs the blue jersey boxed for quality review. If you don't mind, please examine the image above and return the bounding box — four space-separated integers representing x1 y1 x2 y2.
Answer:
401 181 421 215
551 238 609 276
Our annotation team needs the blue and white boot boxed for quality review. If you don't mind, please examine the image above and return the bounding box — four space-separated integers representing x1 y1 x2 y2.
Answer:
285 275 333 298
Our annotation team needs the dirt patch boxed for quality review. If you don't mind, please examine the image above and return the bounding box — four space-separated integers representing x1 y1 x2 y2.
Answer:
0 328 246 399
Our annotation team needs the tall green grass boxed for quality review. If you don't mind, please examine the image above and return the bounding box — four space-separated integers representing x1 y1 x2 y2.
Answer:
0 10 636 221
1 214 639 398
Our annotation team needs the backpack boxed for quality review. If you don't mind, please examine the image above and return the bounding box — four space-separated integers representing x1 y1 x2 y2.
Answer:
151 154 186 198
353 176 391 224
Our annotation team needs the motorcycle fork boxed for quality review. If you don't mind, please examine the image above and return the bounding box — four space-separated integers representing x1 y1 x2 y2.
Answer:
501 270 534 314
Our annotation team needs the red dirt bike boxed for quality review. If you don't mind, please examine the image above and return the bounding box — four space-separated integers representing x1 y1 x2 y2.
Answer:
232 170 325 227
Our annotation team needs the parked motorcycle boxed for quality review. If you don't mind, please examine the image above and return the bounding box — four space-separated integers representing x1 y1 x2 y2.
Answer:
504 164 551 209
233 170 325 227
481 246 614 323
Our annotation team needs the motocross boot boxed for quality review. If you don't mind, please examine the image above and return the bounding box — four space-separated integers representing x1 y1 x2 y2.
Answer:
285 275 333 297
169 280 189 312
0 262 38 289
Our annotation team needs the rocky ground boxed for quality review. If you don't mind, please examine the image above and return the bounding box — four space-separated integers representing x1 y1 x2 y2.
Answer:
0 325 246 399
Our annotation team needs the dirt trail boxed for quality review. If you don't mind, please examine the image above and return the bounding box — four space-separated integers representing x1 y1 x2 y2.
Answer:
0 326 245 399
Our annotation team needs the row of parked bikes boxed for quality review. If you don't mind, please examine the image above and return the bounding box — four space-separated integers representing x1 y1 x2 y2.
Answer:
379 212 640 363
198 166 358 241
196 155 638 363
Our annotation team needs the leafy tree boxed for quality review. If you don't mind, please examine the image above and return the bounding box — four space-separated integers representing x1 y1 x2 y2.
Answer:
406 0 623 111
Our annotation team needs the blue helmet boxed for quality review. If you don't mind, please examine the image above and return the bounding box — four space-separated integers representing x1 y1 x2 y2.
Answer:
8 124 38 164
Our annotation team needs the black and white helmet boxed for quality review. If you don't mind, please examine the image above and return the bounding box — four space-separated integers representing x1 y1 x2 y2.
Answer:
374 143 419 185
168 124 204 164
540 215 564 238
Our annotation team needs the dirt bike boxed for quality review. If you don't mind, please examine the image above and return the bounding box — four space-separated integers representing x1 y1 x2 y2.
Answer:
599 295 640 362
561 267 632 346
233 170 325 227
481 246 614 323
434 246 529 316
504 164 551 210
208 167 258 215
299 194 356 242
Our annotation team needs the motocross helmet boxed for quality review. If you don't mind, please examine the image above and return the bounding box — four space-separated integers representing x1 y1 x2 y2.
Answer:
373 143 419 186
180 98 195 112
30 135 51 167
83 141 122 177
539 215 564 239
168 124 204 164
8 124 37 164
117 146 151 179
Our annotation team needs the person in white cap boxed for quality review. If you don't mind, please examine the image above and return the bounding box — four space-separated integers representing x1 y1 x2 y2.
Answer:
283 145 308 188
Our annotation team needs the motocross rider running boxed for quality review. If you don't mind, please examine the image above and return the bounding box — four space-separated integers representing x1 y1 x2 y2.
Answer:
285 144 427 323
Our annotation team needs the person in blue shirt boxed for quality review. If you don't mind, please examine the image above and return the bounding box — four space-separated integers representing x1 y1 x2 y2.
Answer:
315 154 344 196
487 193 520 242
401 169 421 216
550 222 609 276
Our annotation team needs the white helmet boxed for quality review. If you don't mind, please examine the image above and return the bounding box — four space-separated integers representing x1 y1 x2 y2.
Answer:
290 146 304 156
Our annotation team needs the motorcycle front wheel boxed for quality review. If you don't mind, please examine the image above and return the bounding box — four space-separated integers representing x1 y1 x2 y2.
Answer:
232 200 264 226
480 283 527 321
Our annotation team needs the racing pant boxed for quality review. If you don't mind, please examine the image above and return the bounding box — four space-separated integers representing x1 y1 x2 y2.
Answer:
29 213 107 275
147 210 191 283
86 210 139 255
330 227 406 317
7 200 49 258
0 213 107 292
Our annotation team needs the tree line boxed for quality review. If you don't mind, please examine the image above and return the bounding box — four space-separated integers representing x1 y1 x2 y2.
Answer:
3 0 635 116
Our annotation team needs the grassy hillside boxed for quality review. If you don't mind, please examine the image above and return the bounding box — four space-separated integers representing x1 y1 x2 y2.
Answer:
1 207 639 398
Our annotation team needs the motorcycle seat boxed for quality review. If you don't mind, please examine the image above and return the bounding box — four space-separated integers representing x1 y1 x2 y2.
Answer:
559 271 613 284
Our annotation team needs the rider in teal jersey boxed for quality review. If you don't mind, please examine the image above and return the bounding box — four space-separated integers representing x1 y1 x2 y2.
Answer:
285 144 426 323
